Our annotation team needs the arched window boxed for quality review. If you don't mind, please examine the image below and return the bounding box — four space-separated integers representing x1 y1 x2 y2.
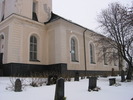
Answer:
71 37 78 62
113 51 117 66
103 48 108 65
0 35 4 53
30 35 38 61
90 43 95 64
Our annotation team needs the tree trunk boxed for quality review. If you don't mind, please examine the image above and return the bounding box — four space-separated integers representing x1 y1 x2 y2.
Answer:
126 66 133 80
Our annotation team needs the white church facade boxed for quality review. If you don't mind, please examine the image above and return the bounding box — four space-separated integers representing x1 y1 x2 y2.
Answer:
0 0 119 76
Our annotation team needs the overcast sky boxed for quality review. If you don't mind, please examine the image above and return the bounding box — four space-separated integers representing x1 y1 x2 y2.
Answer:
53 0 133 33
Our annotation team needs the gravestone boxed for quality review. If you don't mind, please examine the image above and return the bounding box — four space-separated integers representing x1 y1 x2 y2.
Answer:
111 68 115 76
74 72 79 81
121 70 125 82
47 75 58 85
15 79 22 92
81 76 85 79
88 77 97 91
47 75 52 85
54 78 65 100
0 69 3 76
109 78 116 86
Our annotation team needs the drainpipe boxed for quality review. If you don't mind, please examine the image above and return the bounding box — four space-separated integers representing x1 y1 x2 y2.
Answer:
83 29 87 76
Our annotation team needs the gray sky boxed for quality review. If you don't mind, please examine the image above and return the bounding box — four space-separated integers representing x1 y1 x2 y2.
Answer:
53 0 133 33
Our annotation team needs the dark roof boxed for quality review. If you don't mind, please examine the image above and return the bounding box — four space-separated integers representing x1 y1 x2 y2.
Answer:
44 12 60 24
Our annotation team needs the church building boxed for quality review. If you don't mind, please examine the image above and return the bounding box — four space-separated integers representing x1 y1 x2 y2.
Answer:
0 0 119 76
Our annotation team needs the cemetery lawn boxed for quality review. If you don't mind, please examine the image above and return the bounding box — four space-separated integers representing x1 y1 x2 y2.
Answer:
0 76 133 100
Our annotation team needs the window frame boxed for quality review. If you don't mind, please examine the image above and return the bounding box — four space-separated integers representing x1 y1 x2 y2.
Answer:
103 48 108 65
29 35 39 62
89 43 96 64
70 37 79 62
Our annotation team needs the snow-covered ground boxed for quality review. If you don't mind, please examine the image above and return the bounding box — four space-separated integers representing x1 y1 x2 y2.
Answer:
0 76 133 100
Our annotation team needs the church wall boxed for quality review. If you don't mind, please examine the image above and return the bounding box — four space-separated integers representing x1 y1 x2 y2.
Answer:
19 19 47 65
4 0 16 18
66 30 85 71
20 0 32 19
65 24 86 71
0 2 2 21
0 15 119 76
0 0 120 76
46 19 119 72
0 26 9 64
46 19 86 70
47 29 56 64
7 19 22 63
4 0 34 20
0 16 16 64
47 20 67 64
85 31 119 71
2 15 48 65
36 0 52 22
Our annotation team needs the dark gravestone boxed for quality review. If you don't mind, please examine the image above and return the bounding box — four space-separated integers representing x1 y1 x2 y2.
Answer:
88 77 97 91
121 70 125 82
81 76 85 79
74 72 79 81
111 68 115 76
47 75 58 85
15 79 22 92
47 75 52 85
0 69 3 76
55 78 65 100
109 78 116 86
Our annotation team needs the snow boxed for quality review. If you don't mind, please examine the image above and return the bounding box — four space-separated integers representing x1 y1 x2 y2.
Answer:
0 76 133 100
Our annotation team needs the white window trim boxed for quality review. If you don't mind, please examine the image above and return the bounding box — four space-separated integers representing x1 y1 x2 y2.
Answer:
69 35 80 64
88 42 96 64
28 33 41 62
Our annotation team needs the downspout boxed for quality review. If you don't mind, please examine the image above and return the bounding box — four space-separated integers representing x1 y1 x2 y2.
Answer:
83 29 87 76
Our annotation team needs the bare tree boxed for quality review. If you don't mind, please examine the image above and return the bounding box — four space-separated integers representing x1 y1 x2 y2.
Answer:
97 2 133 80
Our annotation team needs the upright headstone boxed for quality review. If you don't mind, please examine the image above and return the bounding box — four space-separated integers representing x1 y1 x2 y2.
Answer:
74 72 79 81
88 77 97 91
0 69 3 76
55 78 65 100
15 79 22 92
109 78 116 86
111 68 115 76
121 70 125 82
47 75 52 85
53 75 58 84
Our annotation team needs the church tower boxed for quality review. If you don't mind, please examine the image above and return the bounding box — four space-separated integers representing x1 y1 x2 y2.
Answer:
0 0 52 23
